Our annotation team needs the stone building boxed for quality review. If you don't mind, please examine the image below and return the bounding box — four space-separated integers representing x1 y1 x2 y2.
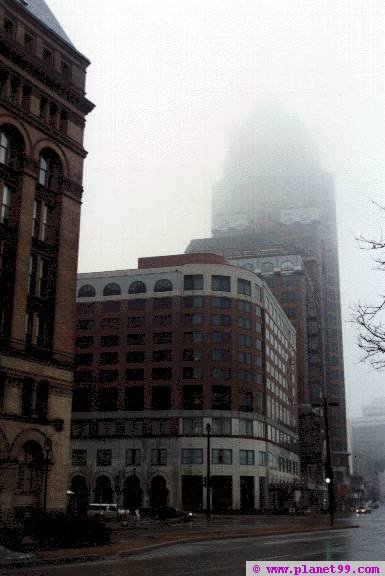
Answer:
71 253 300 512
0 0 93 522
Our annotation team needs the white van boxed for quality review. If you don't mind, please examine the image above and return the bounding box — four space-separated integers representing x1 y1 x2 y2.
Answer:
87 503 125 519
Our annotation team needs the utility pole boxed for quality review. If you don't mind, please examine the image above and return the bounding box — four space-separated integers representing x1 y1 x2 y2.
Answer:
42 437 52 518
206 423 211 519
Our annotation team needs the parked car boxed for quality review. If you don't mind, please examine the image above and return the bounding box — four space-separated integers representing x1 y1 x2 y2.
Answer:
87 503 126 520
153 505 193 522
355 507 372 514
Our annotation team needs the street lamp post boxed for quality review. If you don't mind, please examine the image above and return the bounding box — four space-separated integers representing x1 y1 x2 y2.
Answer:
206 423 211 519
42 437 52 518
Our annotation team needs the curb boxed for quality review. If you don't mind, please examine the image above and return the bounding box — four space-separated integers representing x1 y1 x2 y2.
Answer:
0 524 356 570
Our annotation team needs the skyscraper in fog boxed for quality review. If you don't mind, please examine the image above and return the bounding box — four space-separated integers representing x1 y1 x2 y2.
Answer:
187 105 349 491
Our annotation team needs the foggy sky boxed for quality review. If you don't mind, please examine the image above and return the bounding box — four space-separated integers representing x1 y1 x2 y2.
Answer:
48 0 385 419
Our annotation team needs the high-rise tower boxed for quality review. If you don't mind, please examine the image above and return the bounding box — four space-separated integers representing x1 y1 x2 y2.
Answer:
187 106 349 493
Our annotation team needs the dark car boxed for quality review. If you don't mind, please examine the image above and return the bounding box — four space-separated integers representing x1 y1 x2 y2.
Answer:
153 505 193 522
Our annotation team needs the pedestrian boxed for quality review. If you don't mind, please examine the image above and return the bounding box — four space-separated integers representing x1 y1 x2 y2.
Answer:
121 509 129 527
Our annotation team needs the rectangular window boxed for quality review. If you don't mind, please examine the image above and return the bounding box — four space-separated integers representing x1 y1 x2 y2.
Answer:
239 391 253 413
183 348 202 361
212 385 231 410
101 335 119 347
102 301 121 313
152 367 172 380
76 336 94 349
72 388 91 412
212 275 231 292
212 449 232 465
72 449 87 467
154 297 172 309
181 448 203 464
184 331 203 343
126 448 141 466
211 297 230 309
126 368 144 381
238 300 251 313
100 352 118 365
238 317 252 330
239 334 252 347
99 370 118 384
1 185 12 225
211 367 231 380
153 349 172 361
124 386 144 411
212 331 230 344
182 418 203 435
239 351 251 364
127 316 144 328
75 352 93 366
153 332 172 344
185 313 203 325
127 299 145 310
259 451 267 466
183 366 202 380
182 385 203 409
237 278 251 296
127 333 145 345
184 274 203 290
211 349 231 362
239 418 253 436
151 448 167 466
126 351 145 363
211 314 230 327
212 417 231 435
239 370 251 382
184 296 203 308
151 386 171 410
97 449 112 466
97 387 118 410
240 449 254 465
102 318 120 330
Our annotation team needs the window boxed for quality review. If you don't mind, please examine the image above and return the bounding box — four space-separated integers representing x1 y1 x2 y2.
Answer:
101 335 119 347
38 149 62 189
78 284 96 298
154 279 173 292
211 349 231 362
281 291 295 304
183 348 202 361
61 60 71 82
126 368 144 381
153 313 172 327
256 391 263 414
211 367 231 380
238 300 251 313
185 313 203 325
238 317 251 330
72 388 91 412
152 367 172 380
128 281 146 294
126 449 141 466
239 352 251 364
0 185 12 225
97 449 112 466
126 351 145 363
183 366 202 380
211 297 230 309
127 333 145 345
239 334 252 347
127 316 144 328
151 386 171 410
182 418 203 435
212 386 231 410
238 278 251 296
184 331 203 343
0 132 9 164
76 336 94 349
240 450 254 465
184 274 203 290
152 349 172 362
182 448 203 464
212 331 230 344
100 352 118 365
103 282 121 296
239 418 253 436
72 449 87 467
212 449 232 464
151 449 167 466
154 297 172 309
184 296 203 308
211 314 230 327
148 419 172 435
182 385 203 409
102 318 120 330
97 387 118 410
281 275 295 289
153 331 172 344
212 418 231 435
102 301 121 313
75 352 93 366
239 370 251 382
4 17 15 37
212 275 231 292
126 298 146 310
239 390 253 413
259 451 267 466
261 261 274 274
124 386 144 410
42 46 53 66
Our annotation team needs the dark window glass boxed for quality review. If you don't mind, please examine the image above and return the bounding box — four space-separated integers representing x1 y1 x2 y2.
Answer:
154 297 172 309
72 388 91 412
126 449 141 466
125 368 144 381
103 282 121 296
102 318 120 330
124 386 144 410
238 317 251 330
152 367 172 380
183 349 202 361
127 316 144 328
78 284 96 298
151 386 171 410
211 314 230 326
96 449 112 466
153 349 172 361
72 449 87 467
97 388 118 411
127 333 145 345
183 366 202 379
126 351 145 363
238 300 251 313
102 301 121 313
100 352 118 365
127 299 146 310
239 391 253 412
182 385 203 409
212 332 231 344
75 353 93 366
237 278 251 296
128 281 146 294
154 279 173 292
184 296 203 308
184 274 203 290
212 275 231 292
76 336 94 349
99 370 118 383
101 335 119 347
211 367 231 380
77 319 95 330
153 332 172 344
183 331 203 343
151 449 167 465
212 449 232 464
211 297 230 309
185 313 203 325
212 386 231 410
181 448 203 464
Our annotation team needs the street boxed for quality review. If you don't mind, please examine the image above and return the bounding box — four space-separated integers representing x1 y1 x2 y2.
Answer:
4 507 385 576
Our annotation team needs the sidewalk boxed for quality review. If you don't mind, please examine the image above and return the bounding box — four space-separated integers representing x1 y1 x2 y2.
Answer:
0 514 355 569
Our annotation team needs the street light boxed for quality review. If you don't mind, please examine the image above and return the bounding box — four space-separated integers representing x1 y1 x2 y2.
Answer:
42 437 52 518
206 422 211 519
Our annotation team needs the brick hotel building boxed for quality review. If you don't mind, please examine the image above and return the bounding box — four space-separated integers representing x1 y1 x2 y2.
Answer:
71 254 300 512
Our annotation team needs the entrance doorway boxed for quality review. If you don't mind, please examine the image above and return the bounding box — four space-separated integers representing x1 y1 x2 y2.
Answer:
123 474 143 510
211 476 232 512
182 475 203 511
94 475 113 503
240 476 255 512
150 475 169 509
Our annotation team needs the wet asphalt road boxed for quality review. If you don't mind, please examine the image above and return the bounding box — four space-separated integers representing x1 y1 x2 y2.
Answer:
6 507 385 576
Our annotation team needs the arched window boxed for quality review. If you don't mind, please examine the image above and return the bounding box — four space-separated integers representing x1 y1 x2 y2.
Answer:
38 148 63 189
103 282 121 296
261 261 274 274
154 279 173 292
17 440 44 495
78 284 96 298
95 475 113 503
128 280 146 294
0 123 25 165
281 260 294 272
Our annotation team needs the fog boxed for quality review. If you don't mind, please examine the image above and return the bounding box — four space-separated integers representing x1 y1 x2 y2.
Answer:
48 0 385 419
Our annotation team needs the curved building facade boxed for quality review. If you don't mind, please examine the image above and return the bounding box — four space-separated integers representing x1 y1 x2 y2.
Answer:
71 254 299 512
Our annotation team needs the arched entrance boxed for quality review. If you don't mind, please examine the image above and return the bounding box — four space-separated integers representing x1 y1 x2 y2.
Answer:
16 440 44 508
123 474 143 510
150 475 169 510
94 475 113 503
71 475 90 516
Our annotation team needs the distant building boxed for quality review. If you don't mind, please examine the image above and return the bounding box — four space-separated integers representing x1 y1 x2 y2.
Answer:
71 253 300 512
0 0 93 522
351 399 385 502
186 106 349 500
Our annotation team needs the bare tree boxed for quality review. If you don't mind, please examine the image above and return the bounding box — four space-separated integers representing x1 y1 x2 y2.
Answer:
353 208 385 369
